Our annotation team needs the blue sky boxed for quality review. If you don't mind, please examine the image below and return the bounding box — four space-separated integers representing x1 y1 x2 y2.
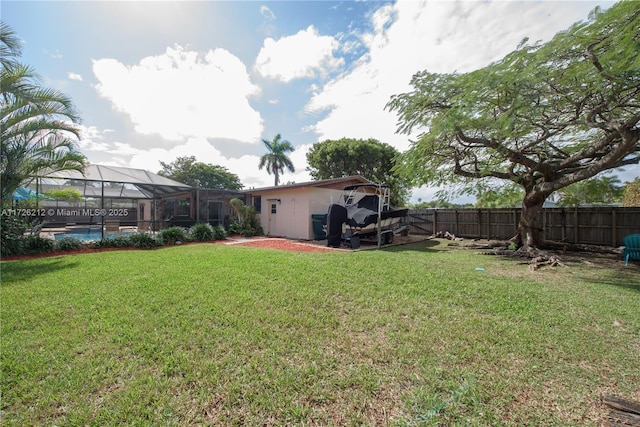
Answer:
5 0 633 202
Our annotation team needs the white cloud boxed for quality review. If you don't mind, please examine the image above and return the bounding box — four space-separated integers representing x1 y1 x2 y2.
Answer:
76 124 112 152
43 48 63 59
260 5 276 20
122 136 307 189
92 45 263 143
306 0 611 152
68 72 83 81
255 25 344 82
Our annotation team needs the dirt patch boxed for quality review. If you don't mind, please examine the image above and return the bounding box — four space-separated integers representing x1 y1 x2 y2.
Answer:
228 237 345 253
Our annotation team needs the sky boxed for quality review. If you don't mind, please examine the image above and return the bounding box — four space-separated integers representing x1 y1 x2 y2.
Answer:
4 0 635 203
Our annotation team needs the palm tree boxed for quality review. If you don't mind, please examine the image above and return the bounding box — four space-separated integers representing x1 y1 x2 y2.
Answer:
258 133 295 186
1 22 86 207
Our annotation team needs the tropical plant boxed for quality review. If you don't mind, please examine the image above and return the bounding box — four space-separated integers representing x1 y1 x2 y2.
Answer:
188 223 215 241
386 3 640 251
128 232 161 249
0 22 86 208
212 224 227 240
159 226 188 244
44 188 83 204
21 235 54 254
229 198 262 237
92 235 132 249
258 133 295 186
0 216 29 256
55 236 84 251
188 223 226 241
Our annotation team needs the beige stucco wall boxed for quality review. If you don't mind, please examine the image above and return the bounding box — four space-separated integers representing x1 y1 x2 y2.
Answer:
253 187 346 240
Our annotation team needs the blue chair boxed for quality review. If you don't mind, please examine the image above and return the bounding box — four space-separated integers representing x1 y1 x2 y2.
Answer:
623 234 640 267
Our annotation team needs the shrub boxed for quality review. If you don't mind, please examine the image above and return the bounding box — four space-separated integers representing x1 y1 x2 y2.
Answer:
159 226 188 245
55 237 84 251
229 198 263 237
1 216 29 257
0 217 54 256
92 235 131 249
188 223 214 242
22 235 55 254
213 225 227 241
128 232 161 249
228 219 262 237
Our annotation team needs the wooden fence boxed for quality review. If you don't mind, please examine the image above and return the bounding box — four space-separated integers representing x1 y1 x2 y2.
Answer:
407 207 640 247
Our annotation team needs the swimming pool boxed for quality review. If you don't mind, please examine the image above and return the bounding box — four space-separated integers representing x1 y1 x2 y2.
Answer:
53 227 131 241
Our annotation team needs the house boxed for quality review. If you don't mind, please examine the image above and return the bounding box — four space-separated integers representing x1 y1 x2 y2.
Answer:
243 175 372 240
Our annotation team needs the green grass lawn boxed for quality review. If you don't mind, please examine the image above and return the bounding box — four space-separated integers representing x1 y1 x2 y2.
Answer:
1 240 639 426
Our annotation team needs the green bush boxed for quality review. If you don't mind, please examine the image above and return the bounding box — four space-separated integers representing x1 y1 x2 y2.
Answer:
92 235 132 249
0 217 54 256
228 219 262 237
159 226 188 244
22 235 55 254
213 225 227 241
55 237 84 251
128 232 161 249
1 216 29 256
188 223 214 241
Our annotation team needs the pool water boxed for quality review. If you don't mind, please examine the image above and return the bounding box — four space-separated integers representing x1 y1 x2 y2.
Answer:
54 229 131 241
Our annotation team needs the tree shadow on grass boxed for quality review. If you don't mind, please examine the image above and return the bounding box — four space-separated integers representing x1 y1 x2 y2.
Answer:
0 258 78 286
381 238 441 253
580 265 640 293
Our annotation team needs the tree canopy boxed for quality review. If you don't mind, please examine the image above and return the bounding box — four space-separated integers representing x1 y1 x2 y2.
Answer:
386 2 640 250
554 175 623 207
306 138 409 205
258 134 295 186
1 22 86 207
158 156 243 190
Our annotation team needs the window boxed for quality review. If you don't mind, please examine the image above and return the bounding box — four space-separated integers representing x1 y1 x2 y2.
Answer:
271 203 277 214
253 196 262 213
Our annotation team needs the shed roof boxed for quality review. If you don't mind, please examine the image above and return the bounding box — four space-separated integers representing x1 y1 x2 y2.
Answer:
243 175 371 194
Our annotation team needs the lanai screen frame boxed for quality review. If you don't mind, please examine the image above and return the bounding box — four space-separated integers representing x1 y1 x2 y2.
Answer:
31 165 192 238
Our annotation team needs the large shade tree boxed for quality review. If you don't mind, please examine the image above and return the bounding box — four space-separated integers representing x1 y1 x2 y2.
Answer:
1 22 86 208
306 138 409 205
258 133 295 186
386 2 640 251
158 156 243 190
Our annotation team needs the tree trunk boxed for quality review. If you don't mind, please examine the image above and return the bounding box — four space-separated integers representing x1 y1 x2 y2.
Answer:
517 191 547 251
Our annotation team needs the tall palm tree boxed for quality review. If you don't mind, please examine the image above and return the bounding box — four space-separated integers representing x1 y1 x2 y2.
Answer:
1 22 86 207
258 133 295 186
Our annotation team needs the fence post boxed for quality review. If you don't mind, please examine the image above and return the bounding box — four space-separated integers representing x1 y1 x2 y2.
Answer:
478 209 482 239
612 208 617 247
574 206 579 244
455 210 459 235
433 209 437 235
